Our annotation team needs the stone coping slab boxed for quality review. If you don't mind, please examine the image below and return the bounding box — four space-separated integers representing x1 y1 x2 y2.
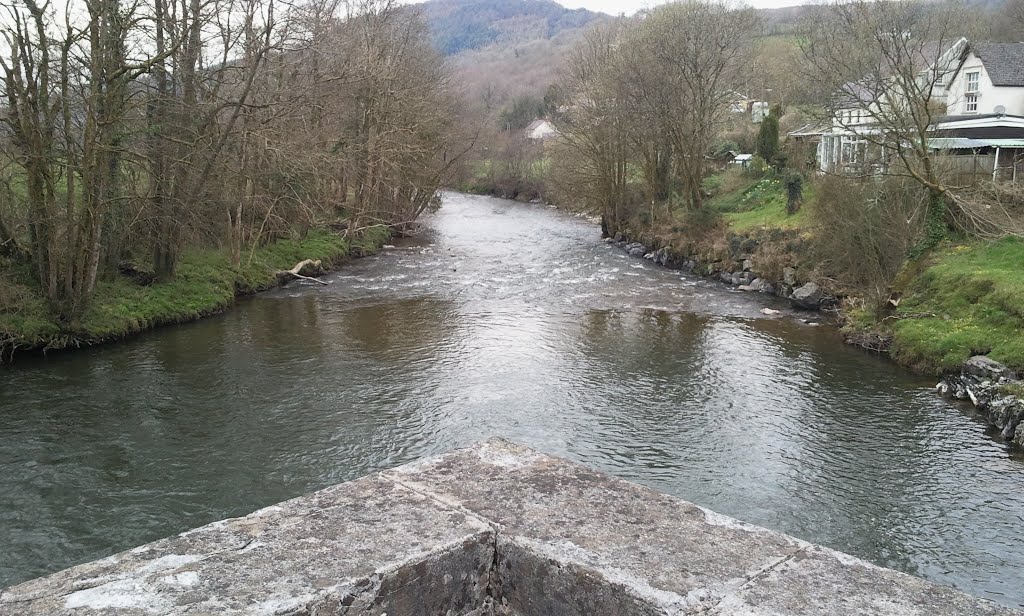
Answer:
1 439 1019 615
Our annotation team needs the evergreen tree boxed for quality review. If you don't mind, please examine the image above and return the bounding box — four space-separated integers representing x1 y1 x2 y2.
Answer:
755 107 780 164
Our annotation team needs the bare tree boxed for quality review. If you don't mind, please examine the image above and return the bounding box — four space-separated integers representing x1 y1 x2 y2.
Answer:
1 0 460 326
1 0 166 323
642 2 758 210
551 22 631 236
800 0 1007 236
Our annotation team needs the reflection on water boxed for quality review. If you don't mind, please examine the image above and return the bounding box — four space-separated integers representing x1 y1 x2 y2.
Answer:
1 192 1023 607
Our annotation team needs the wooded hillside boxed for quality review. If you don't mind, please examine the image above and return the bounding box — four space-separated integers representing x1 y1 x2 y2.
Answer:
421 0 603 55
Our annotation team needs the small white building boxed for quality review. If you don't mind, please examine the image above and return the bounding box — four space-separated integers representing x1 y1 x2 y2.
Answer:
732 153 753 168
525 119 559 140
727 91 751 114
751 102 770 124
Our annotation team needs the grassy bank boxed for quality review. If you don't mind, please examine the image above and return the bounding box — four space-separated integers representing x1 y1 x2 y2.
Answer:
0 227 390 359
709 174 811 232
623 169 1024 376
886 238 1024 374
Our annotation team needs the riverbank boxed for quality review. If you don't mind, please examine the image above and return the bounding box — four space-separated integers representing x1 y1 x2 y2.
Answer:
0 227 390 362
604 174 1024 376
593 171 1024 447
455 174 1024 381
456 169 1024 377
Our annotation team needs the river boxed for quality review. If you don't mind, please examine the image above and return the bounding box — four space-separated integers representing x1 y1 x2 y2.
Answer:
1 192 1022 607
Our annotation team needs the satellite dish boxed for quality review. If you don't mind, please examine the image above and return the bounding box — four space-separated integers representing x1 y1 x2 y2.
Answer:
994 105 1007 115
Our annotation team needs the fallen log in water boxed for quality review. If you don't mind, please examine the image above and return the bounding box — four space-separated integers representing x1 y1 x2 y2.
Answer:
275 259 328 286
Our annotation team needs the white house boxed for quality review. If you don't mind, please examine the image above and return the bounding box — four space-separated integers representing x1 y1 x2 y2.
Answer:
944 42 1024 117
751 101 770 124
727 91 751 114
805 39 1024 180
525 119 559 141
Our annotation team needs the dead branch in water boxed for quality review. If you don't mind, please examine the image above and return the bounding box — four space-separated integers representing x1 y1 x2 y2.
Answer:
276 260 328 286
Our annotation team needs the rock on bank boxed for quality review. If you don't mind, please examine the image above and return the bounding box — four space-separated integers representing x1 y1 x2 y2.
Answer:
939 356 1024 447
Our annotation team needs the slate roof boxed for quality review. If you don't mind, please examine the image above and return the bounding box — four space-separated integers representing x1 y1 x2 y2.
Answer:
972 42 1024 87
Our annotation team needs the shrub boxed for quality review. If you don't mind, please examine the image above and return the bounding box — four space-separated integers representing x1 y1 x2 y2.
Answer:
810 175 927 315
755 112 779 163
680 203 724 232
747 155 768 178
784 171 803 214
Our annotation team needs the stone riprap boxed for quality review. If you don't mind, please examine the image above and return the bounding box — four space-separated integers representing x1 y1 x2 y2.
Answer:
1 440 1018 615
939 356 1024 447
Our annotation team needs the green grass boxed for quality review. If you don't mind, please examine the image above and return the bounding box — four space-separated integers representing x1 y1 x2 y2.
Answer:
888 237 1024 373
1 227 389 356
0 260 62 349
709 174 811 232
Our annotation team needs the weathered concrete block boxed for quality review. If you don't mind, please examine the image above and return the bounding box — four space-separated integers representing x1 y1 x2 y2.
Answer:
3 440 1020 616
385 440 807 613
493 537 667 615
707 544 1013 616
0 477 494 615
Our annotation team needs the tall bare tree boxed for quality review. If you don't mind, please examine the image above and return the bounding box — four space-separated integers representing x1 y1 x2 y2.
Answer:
643 2 757 210
1 0 460 325
800 0 992 235
551 22 631 236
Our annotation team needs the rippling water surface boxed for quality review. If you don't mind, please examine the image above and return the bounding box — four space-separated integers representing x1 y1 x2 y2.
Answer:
2 192 1023 606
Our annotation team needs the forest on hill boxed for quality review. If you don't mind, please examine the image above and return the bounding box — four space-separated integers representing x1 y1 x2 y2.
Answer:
421 0 604 55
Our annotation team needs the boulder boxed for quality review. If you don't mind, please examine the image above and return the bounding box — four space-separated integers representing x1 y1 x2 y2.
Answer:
749 278 765 290
783 267 798 286
791 282 823 309
625 243 648 257
740 278 766 292
937 375 972 401
986 396 1024 440
964 356 1017 382
966 380 999 410
738 271 756 286
742 259 753 272
760 282 776 295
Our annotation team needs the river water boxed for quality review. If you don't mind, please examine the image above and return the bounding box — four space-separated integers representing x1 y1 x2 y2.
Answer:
1 192 1023 606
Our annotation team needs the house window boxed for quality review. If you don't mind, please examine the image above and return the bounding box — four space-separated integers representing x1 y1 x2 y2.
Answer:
966 93 978 113
966 71 980 93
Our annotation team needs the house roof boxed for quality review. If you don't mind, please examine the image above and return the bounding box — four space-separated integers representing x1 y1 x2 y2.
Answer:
788 124 827 139
797 114 1024 139
525 120 550 131
971 43 1024 87
929 137 1024 149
